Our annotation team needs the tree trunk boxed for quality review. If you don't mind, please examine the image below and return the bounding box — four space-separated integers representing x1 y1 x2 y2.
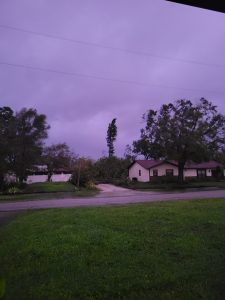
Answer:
77 163 81 189
48 171 53 182
0 173 4 192
178 161 185 184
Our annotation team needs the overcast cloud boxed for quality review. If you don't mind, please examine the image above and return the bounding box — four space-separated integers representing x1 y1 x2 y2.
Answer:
0 0 225 158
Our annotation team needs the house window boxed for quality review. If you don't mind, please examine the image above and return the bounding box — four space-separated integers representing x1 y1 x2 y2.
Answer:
139 170 141 176
153 169 158 176
197 169 206 178
166 169 174 176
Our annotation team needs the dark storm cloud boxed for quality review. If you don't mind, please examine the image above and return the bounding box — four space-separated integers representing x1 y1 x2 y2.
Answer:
0 0 225 158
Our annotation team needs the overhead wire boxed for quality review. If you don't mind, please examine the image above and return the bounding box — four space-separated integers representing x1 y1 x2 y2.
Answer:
0 24 224 70
0 61 219 94
0 24 223 94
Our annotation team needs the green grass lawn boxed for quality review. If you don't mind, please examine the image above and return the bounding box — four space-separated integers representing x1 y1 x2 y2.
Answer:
0 182 98 201
24 182 76 193
1 199 225 299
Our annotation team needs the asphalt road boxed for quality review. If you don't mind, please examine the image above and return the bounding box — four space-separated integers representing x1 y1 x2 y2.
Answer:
0 184 225 212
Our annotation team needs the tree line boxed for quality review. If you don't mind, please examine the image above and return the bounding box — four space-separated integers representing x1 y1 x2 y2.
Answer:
0 106 131 191
1 97 225 189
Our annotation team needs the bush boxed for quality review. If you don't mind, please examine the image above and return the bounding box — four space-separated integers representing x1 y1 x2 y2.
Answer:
185 176 220 183
94 157 130 183
69 158 95 188
70 171 90 188
150 176 179 184
7 186 21 194
85 181 96 189
2 181 26 194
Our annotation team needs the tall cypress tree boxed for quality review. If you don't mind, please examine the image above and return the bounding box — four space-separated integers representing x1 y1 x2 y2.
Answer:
106 118 117 157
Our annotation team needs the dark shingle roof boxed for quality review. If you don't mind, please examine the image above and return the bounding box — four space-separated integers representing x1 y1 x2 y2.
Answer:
185 161 223 169
135 160 177 169
133 160 223 170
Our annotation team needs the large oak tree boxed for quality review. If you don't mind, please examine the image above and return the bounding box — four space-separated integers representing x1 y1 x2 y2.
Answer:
0 107 50 186
12 108 50 183
0 107 15 189
133 98 225 183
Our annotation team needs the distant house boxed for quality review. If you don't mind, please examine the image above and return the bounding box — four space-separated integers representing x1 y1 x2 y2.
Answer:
128 160 224 182
6 165 72 184
26 165 72 183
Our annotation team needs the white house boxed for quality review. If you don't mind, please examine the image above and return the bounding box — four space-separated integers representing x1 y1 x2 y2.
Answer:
128 160 224 182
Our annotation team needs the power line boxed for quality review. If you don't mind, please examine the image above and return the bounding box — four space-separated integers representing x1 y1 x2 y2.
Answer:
0 24 224 70
0 60 219 94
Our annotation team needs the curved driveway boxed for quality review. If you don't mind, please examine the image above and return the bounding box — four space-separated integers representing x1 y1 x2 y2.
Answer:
0 184 225 212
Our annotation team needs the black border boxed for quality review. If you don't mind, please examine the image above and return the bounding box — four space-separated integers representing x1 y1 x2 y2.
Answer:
166 1 225 13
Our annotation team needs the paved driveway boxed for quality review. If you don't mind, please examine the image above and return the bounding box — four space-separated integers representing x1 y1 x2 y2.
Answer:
96 184 160 197
0 184 225 212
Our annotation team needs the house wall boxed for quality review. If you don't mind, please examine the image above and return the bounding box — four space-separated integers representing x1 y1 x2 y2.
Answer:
129 163 150 182
184 169 197 177
206 169 212 177
150 165 213 178
150 163 178 177
184 169 212 177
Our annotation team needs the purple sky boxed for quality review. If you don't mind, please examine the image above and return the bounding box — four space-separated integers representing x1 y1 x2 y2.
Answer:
0 0 225 159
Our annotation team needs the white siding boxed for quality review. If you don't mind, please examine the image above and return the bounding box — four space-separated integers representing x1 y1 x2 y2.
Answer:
150 163 178 177
26 173 72 184
184 169 212 177
184 169 197 177
51 174 72 182
206 169 212 177
129 163 150 182
26 175 48 183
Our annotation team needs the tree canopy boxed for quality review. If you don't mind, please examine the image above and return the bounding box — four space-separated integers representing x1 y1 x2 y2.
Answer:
13 108 50 183
0 107 49 188
133 98 225 182
43 143 76 181
0 107 15 189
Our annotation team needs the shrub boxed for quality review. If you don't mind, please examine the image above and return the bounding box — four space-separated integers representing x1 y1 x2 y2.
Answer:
70 160 94 188
85 181 96 189
150 176 179 184
94 157 130 183
7 186 21 194
185 176 219 183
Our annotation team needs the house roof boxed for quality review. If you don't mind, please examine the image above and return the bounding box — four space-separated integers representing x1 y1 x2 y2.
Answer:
184 161 223 169
133 160 177 169
131 160 223 170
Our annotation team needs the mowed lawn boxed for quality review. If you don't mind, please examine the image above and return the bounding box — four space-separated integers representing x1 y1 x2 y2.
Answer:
1 199 225 299
0 182 98 201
